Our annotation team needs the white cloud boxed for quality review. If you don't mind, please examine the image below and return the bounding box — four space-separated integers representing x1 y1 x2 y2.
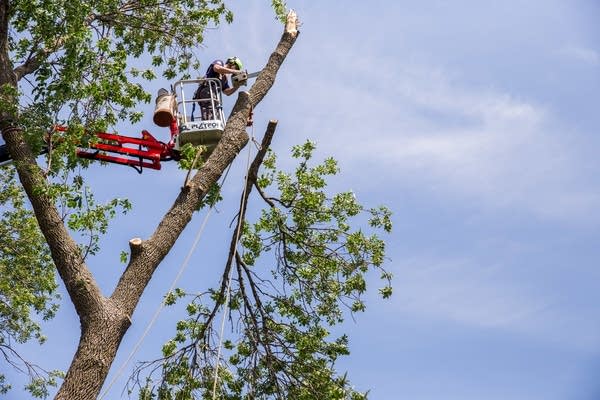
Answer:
168 2 600 225
395 257 541 327
283 52 600 223
560 45 600 66
391 255 600 352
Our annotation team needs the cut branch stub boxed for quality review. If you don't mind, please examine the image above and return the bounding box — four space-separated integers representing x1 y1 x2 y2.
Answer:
129 237 143 258
285 10 299 36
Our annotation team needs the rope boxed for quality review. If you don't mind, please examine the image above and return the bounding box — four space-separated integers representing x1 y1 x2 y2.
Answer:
183 146 205 187
211 114 255 399
98 163 234 400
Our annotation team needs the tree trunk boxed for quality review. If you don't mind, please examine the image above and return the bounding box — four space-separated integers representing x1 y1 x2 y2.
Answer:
55 299 131 399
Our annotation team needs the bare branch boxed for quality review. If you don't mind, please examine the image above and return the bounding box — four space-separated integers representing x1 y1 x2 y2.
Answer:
13 37 66 81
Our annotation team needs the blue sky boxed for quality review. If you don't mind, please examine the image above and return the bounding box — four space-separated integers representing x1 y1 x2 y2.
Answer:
7 1 600 399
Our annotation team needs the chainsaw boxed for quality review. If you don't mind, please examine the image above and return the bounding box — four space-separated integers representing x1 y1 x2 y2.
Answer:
232 70 261 87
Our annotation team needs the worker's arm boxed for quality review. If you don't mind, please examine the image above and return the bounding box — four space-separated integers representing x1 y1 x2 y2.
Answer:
222 86 238 96
212 63 240 75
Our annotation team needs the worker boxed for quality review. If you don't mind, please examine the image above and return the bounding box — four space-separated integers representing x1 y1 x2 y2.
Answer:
194 57 243 120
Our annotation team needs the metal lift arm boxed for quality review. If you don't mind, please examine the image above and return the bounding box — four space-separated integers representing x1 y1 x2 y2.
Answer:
0 127 179 173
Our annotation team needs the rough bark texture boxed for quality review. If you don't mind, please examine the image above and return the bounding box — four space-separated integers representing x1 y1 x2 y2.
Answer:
0 11 298 400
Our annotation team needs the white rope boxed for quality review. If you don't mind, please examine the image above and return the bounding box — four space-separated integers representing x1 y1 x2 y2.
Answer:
210 258 235 398
211 116 256 399
99 163 233 400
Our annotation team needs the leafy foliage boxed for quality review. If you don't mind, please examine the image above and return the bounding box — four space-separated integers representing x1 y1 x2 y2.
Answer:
5 0 236 267
132 142 392 399
61 174 132 258
177 143 208 172
271 0 289 23
0 167 61 397
11 0 233 129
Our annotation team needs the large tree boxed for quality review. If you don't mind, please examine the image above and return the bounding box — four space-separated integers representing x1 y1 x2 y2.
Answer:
0 1 392 399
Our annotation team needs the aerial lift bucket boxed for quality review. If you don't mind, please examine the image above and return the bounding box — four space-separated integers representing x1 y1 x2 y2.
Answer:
172 78 225 153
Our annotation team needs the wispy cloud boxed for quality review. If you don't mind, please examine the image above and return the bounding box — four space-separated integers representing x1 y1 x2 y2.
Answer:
283 48 600 223
173 3 600 225
394 256 537 326
560 45 600 66
391 255 600 352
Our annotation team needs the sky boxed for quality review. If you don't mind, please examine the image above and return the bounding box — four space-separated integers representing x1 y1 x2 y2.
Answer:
6 1 600 399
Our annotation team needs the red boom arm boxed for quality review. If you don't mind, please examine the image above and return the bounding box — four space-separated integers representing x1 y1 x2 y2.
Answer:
55 123 179 173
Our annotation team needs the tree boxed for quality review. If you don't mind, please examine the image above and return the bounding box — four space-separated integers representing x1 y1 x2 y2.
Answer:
0 1 392 399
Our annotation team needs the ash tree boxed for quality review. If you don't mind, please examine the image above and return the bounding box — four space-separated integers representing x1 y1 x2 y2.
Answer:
0 0 392 399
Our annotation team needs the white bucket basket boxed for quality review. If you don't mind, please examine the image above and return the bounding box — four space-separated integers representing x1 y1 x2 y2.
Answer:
172 78 226 152
176 120 224 151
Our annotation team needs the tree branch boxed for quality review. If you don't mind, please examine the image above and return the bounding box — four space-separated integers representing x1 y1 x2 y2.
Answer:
12 29 69 80
111 14 298 317
218 120 278 308
13 46 51 81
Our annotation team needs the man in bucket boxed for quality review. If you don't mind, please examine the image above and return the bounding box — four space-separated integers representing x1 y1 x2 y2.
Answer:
194 57 243 120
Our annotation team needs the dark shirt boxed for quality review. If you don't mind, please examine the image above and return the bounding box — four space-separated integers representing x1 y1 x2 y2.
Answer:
205 60 230 90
